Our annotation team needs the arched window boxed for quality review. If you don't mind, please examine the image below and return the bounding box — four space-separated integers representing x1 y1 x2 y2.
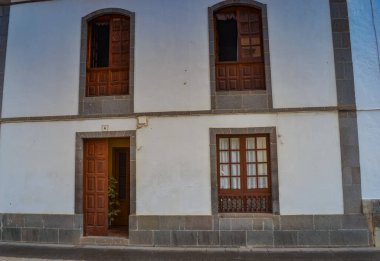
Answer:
86 14 130 96
214 6 265 91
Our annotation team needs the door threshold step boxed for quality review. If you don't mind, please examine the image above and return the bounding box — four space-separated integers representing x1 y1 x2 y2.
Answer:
80 236 129 246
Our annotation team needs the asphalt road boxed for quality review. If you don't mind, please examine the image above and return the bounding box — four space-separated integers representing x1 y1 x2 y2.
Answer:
1 243 380 261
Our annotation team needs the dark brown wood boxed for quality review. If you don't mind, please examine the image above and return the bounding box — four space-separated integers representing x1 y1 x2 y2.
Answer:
84 139 109 236
214 6 265 91
86 14 130 96
112 148 130 229
216 134 272 213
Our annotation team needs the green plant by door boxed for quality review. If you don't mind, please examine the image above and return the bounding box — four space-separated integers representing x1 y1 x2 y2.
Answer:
108 175 120 226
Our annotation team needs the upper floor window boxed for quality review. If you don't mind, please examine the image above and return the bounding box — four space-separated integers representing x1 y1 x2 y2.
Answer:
214 6 265 91
86 14 130 96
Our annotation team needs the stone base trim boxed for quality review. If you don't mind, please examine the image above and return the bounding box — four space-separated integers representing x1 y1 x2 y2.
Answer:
0 214 83 244
0 213 371 247
363 199 380 247
79 236 129 246
129 214 371 247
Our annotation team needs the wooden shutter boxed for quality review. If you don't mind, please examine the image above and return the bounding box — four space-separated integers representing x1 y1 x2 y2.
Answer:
84 140 109 236
86 15 130 96
215 7 266 91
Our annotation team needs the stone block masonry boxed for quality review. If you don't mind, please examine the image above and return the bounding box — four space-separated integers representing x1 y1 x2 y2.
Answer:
0 214 82 244
330 0 363 215
0 213 371 247
363 200 380 247
129 214 371 247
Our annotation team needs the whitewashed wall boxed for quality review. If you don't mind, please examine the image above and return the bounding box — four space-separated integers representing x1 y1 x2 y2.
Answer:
349 0 380 110
0 118 136 214
348 0 380 199
2 0 336 117
0 112 343 215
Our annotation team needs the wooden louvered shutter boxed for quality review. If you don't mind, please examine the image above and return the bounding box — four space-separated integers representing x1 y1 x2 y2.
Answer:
86 14 130 96
108 16 129 95
237 8 265 90
215 7 266 91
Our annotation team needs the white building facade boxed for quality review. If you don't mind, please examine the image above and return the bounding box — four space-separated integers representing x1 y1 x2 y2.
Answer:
0 0 375 247
349 0 380 246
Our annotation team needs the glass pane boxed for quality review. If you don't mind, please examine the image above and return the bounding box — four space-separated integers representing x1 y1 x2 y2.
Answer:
231 151 240 163
247 177 257 189
220 151 229 163
230 138 240 150
258 163 267 175
231 164 240 176
246 151 256 162
219 138 229 150
246 138 255 149
257 150 267 162
258 177 268 188
247 163 256 176
231 177 241 189
220 178 230 189
220 164 229 176
257 137 267 149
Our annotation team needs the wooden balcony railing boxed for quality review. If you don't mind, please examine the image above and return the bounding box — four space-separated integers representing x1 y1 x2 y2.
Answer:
86 67 129 96
215 62 265 91
218 194 272 213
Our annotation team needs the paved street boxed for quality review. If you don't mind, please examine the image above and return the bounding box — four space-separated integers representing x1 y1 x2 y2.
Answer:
1 243 380 261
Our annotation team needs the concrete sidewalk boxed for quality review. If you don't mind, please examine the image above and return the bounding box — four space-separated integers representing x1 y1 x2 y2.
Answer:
1 243 380 261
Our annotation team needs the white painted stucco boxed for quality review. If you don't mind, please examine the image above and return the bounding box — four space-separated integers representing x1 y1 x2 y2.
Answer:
357 111 380 199
266 0 337 108
348 0 380 199
2 0 337 117
349 0 380 110
0 112 343 215
275 112 343 214
0 118 136 214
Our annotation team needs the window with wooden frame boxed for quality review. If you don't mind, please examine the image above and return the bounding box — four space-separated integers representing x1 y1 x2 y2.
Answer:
214 6 265 91
86 14 130 96
217 134 272 213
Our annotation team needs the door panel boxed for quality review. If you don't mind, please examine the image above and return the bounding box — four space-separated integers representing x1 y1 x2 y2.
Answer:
84 139 108 236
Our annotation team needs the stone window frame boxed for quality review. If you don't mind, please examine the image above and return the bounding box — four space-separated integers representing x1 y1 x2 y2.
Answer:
209 0 273 112
79 8 135 116
74 131 137 220
210 127 279 215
